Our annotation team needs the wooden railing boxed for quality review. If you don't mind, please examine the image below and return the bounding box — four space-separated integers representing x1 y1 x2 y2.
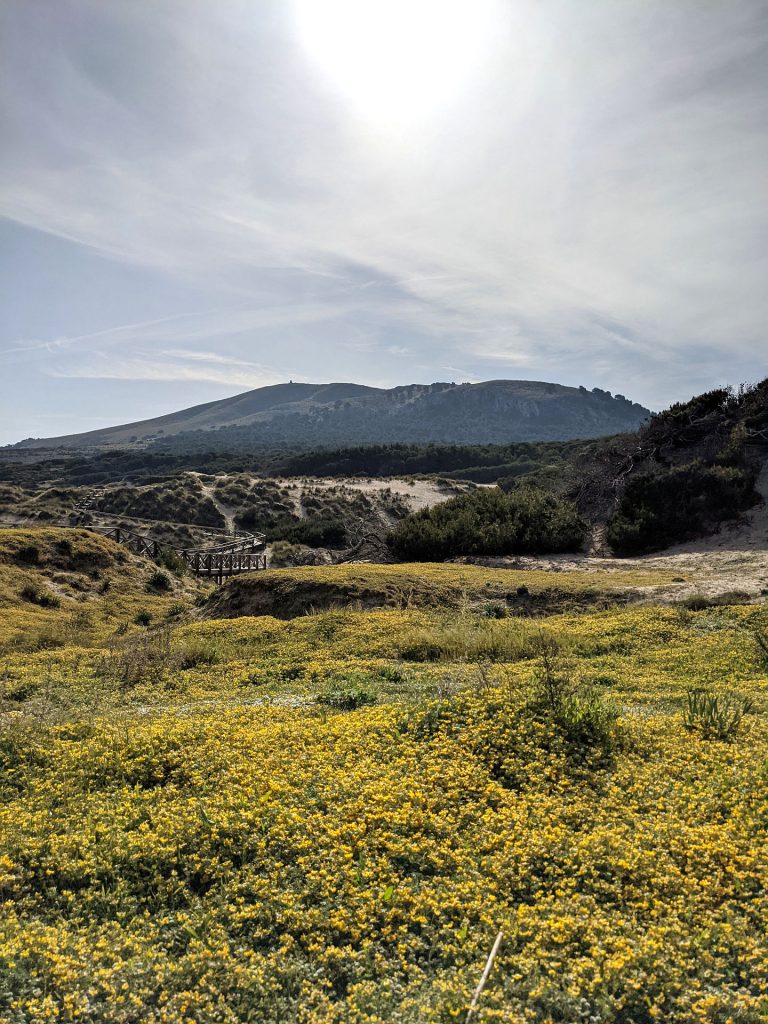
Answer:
84 524 267 583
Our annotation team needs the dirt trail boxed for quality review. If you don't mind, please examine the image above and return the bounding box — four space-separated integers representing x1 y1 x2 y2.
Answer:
192 474 236 536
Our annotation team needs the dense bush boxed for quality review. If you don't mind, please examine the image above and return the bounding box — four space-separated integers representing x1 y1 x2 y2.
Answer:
266 514 347 549
19 583 61 608
146 570 172 593
387 486 586 560
271 439 590 482
317 680 378 710
607 461 758 555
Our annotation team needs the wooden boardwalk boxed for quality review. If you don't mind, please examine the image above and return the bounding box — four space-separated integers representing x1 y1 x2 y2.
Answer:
85 525 267 582
70 490 267 583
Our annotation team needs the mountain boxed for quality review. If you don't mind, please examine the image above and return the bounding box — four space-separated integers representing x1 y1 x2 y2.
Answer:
15 380 651 450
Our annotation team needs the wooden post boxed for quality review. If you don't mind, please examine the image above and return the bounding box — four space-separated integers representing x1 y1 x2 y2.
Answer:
466 932 503 1022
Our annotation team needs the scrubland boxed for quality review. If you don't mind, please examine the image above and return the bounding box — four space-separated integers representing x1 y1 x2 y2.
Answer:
0 529 766 1023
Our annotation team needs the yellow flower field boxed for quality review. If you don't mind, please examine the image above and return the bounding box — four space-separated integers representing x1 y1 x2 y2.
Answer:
0 533 766 1022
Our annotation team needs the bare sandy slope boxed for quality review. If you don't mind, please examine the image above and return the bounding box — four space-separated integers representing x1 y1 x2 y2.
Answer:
269 476 472 511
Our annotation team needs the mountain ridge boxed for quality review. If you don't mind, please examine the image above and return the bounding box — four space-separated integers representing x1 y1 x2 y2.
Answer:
15 379 651 450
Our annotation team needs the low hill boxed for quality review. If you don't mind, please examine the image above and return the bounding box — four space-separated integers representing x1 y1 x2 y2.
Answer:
14 379 650 450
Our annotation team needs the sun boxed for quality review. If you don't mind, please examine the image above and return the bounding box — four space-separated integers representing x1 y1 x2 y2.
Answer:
293 0 500 125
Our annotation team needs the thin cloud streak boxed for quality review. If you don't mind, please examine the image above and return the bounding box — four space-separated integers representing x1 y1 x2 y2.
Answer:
51 350 288 389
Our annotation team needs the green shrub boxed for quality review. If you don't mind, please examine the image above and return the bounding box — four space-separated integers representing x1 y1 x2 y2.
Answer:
19 584 61 609
683 688 754 741
160 550 188 576
387 485 586 560
399 640 444 663
176 639 221 670
529 630 574 711
317 681 377 710
557 689 620 748
607 462 758 555
14 544 40 566
0 719 49 789
146 570 172 593
133 609 153 627
238 665 306 688
96 629 173 689
528 631 619 752
237 670 267 688
677 591 753 612
377 665 407 683
266 514 347 549
749 621 768 668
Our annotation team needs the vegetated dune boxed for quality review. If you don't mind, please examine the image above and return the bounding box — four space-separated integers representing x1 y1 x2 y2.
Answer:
202 562 685 620
0 527 203 653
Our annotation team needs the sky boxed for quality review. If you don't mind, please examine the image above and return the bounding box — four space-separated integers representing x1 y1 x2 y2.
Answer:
1 0 767 445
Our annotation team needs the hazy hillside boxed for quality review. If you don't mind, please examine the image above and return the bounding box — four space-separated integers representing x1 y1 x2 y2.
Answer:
14 380 650 450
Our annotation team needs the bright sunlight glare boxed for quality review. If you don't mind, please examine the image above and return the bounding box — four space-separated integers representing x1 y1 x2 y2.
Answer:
294 0 501 125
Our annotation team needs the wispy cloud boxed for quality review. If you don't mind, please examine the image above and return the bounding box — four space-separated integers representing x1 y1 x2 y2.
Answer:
52 349 287 388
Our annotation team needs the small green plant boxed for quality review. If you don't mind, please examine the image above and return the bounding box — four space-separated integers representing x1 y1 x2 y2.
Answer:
483 602 507 619
133 609 153 627
377 665 406 683
399 640 444 663
528 630 619 751
529 630 573 711
238 664 305 688
684 688 754 741
557 688 619 747
237 670 268 688
591 673 616 688
97 628 174 689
